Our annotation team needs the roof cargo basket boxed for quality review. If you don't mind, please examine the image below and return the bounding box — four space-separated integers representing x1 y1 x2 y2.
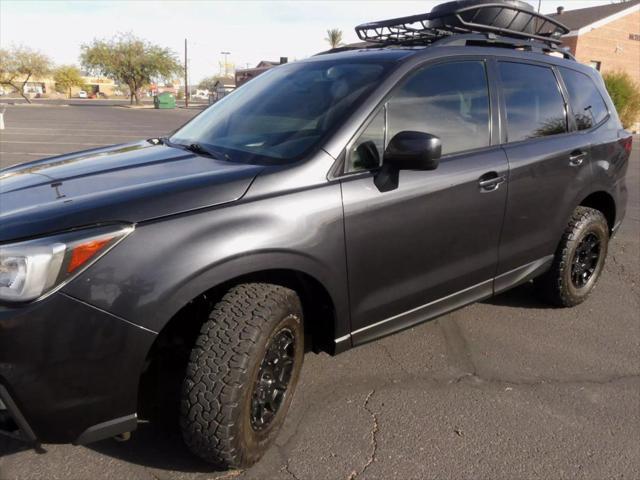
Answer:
355 0 570 47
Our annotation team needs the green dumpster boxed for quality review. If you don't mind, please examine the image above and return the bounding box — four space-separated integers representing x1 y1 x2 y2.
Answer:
154 92 176 109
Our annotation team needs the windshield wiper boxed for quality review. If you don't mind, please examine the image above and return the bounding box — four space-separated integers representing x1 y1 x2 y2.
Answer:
182 142 232 162
184 143 214 156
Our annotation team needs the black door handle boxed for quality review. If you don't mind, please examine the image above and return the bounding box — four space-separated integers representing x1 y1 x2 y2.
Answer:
569 150 587 167
478 172 506 192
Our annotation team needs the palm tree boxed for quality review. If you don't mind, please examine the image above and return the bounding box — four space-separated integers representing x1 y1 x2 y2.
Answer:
325 28 344 49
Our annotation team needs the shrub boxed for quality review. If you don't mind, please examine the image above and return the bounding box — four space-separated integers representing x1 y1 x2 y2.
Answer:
603 71 640 129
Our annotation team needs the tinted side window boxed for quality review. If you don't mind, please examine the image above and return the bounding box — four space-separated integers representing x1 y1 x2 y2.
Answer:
499 62 567 142
559 67 608 130
387 61 490 156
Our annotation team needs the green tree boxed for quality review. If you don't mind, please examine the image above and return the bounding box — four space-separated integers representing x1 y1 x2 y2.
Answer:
325 28 344 49
80 33 182 105
0 46 52 103
53 65 83 98
603 71 640 129
198 75 231 92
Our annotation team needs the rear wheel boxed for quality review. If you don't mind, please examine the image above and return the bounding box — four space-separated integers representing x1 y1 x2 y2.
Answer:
536 206 609 307
180 283 304 468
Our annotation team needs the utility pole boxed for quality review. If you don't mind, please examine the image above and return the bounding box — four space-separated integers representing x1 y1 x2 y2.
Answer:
184 38 189 108
534 0 542 32
221 51 231 77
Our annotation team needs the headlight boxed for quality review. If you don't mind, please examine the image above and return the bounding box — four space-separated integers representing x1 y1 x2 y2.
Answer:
0 224 133 303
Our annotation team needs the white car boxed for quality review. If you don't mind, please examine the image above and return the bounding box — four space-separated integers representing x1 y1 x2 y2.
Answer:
190 90 210 100
77 90 88 98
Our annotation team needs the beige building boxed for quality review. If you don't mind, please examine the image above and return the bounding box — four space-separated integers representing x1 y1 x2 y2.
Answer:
76 74 118 96
7 73 118 98
550 1 640 81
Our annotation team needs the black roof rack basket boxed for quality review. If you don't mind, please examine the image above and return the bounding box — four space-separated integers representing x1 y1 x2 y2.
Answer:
355 0 570 47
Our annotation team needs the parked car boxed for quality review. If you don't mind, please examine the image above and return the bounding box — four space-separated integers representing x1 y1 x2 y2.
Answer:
190 90 210 100
77 90 87 98
0 0 631 470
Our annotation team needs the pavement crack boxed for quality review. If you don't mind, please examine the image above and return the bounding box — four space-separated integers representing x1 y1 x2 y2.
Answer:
281 459 301 480
214 471 244 480
348 390 380 480
275 441 301 480
438 316 640 388
147 471 161 480
379 343 411 376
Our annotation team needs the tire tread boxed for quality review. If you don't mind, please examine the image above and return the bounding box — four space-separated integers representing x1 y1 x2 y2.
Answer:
180 282 299 467
536 206 608 307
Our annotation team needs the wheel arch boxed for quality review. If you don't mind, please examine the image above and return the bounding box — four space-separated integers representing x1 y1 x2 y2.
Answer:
579 190 616 233
135 265 343 422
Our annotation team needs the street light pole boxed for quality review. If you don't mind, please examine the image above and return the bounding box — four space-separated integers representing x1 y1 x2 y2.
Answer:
184 38 189 108
221 51 231 77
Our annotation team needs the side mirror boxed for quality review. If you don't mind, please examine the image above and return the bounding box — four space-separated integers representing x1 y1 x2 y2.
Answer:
353 140 381 171
384 131 441 171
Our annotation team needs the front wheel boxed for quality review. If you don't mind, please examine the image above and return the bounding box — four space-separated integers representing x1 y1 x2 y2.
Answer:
536 206 609 307
180 283 304 468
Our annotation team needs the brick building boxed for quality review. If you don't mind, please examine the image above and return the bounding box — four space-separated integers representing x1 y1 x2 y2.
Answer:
549 0 640 81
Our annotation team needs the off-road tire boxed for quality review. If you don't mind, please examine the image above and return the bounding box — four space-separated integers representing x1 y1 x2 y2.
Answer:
180 283 304 468
536 206 609 307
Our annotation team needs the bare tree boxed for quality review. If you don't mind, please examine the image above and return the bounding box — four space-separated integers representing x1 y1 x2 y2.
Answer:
0 46 52 103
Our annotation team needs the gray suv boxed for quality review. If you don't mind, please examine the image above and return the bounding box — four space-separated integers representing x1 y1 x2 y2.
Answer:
0 0 631 469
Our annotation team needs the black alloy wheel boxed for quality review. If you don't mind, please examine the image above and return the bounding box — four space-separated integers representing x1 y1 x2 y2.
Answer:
571 232 601 289
250 327 296 431
536 206 609 307
181 283 304 468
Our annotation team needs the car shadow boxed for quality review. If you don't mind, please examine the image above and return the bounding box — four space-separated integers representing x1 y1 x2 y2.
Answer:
0 435 33 456
86 422 225 474
483 282 555 309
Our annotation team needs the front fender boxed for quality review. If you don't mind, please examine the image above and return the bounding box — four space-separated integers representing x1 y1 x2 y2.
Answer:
62 183 349 338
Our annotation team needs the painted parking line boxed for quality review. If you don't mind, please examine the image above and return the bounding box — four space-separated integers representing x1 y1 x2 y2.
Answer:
1 132 153 138
1 122 158 128
0 140 108 146
3 127 160 133
0 151 61 156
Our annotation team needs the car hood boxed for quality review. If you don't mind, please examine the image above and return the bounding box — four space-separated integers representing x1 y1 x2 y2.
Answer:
0 141 264 242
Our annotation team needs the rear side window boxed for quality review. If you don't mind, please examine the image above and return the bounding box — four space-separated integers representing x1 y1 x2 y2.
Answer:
386 61 491 156
499 62 567 142
559 67 608 130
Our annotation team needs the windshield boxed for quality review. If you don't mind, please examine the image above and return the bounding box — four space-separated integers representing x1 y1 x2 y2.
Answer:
170 59 392 164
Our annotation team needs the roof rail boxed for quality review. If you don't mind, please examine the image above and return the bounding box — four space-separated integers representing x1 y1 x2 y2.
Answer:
433 32 576 60
355 0 570 48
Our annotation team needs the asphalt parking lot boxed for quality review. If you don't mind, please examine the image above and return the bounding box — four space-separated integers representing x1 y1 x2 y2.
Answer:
0 106 638 479
0 103 201 168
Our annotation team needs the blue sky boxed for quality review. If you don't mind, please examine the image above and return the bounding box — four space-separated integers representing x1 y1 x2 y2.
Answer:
0 0 616 83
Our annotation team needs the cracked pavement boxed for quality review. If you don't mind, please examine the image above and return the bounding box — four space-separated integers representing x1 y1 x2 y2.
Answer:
0 115 638 479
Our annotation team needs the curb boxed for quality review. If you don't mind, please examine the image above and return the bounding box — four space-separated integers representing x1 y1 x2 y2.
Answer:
0 102 69 107
119 105 155 109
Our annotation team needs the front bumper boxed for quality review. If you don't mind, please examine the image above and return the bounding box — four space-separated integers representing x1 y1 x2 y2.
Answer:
0 383 38 443
0 292 156 444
